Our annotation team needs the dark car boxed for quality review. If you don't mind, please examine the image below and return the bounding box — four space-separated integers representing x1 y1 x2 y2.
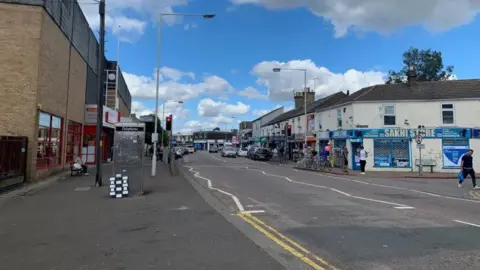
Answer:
252 148 272 161
247 147 257 159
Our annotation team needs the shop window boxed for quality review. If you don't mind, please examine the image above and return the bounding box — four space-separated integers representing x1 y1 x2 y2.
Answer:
441 104 455 125
36 112 63 170
373 139 410 167
442 139 469 168
383 105 396 126
66 121 83 163
337 109 342 127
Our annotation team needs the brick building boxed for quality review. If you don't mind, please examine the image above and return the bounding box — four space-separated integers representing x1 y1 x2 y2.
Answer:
0 0 131 185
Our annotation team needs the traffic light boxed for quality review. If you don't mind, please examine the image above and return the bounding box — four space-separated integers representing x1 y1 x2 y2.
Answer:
166 115 172 131
287 125 292 136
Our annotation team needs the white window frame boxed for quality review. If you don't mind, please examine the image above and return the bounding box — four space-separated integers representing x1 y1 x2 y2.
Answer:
383 104 396 126
441 103 455 125
337 109 342 127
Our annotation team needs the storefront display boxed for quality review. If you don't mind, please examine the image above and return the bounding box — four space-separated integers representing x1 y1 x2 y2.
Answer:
442 139 469 168
373 139 410 168
36 111 63 170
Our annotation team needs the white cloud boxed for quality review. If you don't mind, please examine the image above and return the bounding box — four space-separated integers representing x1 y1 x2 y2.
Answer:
160 67 195 81
131 100 153 116
230 0 480 37
176 118 235 134
252 109 271 117
184 23 198 30
238 87 268 100
79 0 191 40
252 104 292 117
198 99 250 117
123 67 232 101
131 100 189 120
252 59 385 101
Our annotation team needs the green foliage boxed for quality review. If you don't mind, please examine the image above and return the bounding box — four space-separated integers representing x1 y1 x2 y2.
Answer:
386 47 454 84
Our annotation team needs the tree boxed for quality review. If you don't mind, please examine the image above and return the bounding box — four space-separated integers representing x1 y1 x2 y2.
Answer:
386 47 454 84
144 114 169 146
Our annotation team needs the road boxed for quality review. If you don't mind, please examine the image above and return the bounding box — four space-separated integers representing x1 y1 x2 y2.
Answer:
182 151 480 270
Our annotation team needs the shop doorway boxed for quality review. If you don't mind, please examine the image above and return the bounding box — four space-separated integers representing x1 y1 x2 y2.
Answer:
351 141 363 171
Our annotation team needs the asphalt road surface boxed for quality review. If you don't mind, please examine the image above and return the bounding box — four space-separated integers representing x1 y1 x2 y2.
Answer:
182 151 480 270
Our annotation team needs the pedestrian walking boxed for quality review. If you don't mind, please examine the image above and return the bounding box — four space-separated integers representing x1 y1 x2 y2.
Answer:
359 146 367 175
458 149 478 189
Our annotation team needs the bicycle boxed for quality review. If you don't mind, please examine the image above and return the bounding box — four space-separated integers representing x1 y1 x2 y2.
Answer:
298 155 313 169
318 156 332 171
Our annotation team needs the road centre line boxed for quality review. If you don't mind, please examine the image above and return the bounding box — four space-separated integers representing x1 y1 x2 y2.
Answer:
238 213 332 270
186 166 245 212
245 167 411 209
310 172 480 204
453 220 480 228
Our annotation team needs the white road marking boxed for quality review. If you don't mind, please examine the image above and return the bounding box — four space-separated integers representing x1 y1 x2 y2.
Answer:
189 165 247 168
453 220 480 228
210 155 227 163
185 166 244 212
394 206 416 210
245 168 411 208
241 210 266 214
299 172 480 205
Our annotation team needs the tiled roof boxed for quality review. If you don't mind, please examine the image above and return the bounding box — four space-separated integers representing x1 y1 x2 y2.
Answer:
262 92 347 127
326 79 480 107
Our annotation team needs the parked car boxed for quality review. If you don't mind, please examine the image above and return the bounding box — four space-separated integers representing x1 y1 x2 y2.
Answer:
252 148 272 161
237 148 248 157
247 147 258 159
209 145 218 153
221 146 237 158
186 145 195 153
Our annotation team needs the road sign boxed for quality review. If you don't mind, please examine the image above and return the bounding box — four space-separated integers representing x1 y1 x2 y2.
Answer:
415 134 423 144
416 143 425 149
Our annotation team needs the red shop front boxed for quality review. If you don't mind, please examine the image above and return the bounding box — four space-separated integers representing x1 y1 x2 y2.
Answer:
82 125 114 164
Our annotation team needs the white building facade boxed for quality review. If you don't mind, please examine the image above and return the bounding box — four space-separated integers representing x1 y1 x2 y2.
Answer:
252 107 284 145
314 80 480 172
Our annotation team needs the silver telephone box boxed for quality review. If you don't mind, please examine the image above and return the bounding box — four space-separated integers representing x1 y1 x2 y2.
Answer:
113 122 146 195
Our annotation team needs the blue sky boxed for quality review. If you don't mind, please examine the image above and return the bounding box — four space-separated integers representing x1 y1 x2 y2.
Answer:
81 0 480 134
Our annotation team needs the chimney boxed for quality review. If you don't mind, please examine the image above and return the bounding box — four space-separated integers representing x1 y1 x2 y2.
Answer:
293 88 315 109
407 65 417 84
346 90 350 96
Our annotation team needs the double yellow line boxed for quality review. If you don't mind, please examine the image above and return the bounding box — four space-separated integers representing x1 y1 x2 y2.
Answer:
237 213 338 270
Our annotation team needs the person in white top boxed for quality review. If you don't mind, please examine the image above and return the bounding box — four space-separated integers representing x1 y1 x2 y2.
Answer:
359 146 367 174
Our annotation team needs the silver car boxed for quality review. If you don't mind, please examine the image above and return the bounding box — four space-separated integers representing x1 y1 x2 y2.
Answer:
221 146 237 158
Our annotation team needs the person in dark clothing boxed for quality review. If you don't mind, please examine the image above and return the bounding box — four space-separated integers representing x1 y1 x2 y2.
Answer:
459 149 478 189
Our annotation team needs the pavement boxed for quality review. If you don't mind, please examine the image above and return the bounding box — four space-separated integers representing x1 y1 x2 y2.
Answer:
182 151 480 270
0 162 283 270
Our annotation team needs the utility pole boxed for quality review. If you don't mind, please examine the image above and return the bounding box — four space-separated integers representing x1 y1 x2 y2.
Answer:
95 0 106 187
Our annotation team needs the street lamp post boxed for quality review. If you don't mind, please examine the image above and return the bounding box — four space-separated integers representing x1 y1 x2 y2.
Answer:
151 12 215 177
273 68 308 148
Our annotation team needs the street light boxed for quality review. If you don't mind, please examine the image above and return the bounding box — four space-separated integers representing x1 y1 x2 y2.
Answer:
273 67 308 148
152 12 215 177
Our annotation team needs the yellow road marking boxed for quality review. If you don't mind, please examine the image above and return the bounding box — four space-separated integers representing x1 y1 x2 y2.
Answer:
238 213 337 270
245 213 338 270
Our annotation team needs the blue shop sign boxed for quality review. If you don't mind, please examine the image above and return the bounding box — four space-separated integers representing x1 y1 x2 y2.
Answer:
474 129 480 138
315 131 330 139
361 128 470 138
331 130 348 138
